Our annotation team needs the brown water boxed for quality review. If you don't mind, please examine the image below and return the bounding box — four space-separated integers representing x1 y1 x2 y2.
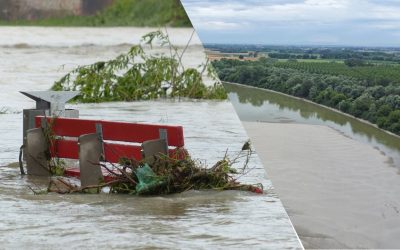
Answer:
225 82 400 249
225 83 400 169
0 28 301 249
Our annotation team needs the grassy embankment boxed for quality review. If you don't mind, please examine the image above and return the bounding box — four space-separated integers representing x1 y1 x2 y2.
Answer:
0 0 191 27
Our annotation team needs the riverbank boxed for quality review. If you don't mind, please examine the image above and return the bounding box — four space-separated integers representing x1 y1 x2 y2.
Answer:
214 55 400 136
224 82 400 140
243 121 400 249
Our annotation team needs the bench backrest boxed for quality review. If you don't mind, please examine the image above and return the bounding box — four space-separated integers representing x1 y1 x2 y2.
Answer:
35 116 185 163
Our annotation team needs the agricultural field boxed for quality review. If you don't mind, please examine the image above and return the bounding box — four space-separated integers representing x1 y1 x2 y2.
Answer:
273 61 400 86
211 46 400 135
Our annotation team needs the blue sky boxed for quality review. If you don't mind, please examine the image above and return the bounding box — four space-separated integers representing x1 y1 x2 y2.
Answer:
181 0 400 46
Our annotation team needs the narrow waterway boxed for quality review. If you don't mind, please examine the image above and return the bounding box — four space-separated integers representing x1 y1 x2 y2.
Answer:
225 82 400 249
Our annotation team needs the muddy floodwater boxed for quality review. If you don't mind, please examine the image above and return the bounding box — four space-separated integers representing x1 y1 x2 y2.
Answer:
0 28 301 249
225 82 400 249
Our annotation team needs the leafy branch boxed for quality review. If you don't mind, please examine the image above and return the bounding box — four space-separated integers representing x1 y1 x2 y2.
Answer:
52 30 227 102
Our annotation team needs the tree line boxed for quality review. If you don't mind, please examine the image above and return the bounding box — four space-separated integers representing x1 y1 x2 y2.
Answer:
205 45 400 63
212 58 400 135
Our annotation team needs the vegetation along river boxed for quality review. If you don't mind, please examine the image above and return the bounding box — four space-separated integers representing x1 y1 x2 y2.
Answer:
225 82 400 249
0 27 301 249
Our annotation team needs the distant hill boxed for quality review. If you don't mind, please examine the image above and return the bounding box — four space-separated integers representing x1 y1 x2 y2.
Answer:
0 0 192 27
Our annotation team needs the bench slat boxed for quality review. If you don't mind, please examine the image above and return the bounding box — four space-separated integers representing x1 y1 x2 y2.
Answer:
54 139 79 159
36 116 185 147
53 139 187 163
53 140 141 161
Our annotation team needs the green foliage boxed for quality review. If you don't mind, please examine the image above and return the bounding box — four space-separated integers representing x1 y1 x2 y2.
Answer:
0 0 191 27
50 158 66 176
212 58 400 135
344 58 368 67
273 60 400 86
41 118 66 176
338 100 351 113
52 31 227 102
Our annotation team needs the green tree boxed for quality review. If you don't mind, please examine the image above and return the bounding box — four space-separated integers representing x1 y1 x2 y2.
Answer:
338 100 352 113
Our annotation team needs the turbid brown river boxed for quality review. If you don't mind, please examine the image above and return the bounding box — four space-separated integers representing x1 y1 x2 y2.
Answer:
0 28 302 249
225 82 400 249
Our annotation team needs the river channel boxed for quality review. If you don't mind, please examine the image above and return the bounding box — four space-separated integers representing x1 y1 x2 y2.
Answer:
225 82 400 249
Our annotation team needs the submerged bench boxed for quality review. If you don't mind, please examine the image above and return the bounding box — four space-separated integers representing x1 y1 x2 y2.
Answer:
25 116 186 187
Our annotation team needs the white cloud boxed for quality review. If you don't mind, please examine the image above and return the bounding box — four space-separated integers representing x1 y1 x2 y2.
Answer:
183 0 400 26
181 0 400 45
197 21 242 30
371 22 400 31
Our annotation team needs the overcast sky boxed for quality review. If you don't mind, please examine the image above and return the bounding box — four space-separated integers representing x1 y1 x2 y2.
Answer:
181 0 400 46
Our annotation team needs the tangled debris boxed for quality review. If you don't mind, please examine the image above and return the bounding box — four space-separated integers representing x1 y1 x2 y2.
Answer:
47 146 263 195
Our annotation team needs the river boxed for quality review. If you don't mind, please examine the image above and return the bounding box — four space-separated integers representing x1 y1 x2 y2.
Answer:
225 82 400 249
0 27 301 249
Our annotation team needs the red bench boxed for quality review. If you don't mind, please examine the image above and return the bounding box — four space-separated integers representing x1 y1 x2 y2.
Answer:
26 116 186 186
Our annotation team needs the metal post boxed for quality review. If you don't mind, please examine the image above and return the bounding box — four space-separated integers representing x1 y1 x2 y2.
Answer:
25 128 51 176
20 91 80 116
95 123 105 161
159 128 169 153
141 128 169 165
78 133 104 187
21 91 79 162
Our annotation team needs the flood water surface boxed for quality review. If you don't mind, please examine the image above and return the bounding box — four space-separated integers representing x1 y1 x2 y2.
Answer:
225 83 400 168
0 28 301 249
225 82 400 249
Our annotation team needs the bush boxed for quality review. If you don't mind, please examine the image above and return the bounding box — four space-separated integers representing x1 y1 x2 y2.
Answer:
52 31 226 102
